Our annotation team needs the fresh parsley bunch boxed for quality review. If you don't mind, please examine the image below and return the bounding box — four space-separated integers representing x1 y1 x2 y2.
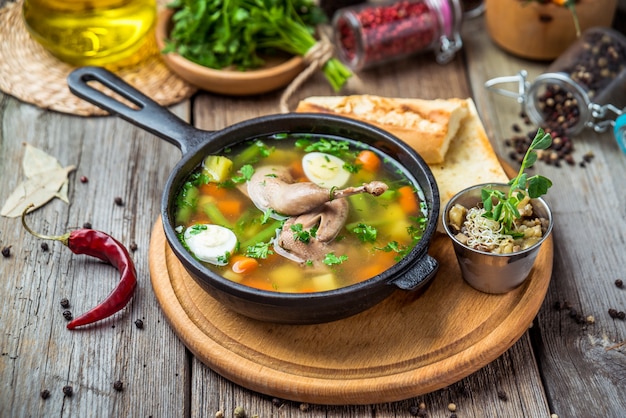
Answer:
165 0 352 91
481 128 553 236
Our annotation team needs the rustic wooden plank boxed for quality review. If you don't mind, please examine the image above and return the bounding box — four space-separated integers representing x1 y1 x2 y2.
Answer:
0 96 191 417
463 16 626 417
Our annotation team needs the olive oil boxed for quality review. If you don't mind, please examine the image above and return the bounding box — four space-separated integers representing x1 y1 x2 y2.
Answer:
23 0 156 66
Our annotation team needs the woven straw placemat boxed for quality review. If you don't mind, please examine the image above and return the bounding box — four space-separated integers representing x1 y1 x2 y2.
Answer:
0 0 196 116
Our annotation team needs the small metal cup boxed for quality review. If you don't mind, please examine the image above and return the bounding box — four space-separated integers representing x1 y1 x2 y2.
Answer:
442 183 553 294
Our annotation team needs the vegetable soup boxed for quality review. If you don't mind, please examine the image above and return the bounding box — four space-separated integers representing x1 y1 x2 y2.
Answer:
173 133 428 293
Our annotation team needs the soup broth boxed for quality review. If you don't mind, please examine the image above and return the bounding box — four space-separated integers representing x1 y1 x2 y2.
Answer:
173 133 428 293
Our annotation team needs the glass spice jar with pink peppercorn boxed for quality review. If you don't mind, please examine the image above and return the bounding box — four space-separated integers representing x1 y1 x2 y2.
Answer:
331 0 463 71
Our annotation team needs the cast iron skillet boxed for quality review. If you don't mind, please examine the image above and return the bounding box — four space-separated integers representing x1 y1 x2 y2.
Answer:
67 66 440 324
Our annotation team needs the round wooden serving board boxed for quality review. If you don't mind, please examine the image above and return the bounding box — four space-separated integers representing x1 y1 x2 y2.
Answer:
148 219 553 405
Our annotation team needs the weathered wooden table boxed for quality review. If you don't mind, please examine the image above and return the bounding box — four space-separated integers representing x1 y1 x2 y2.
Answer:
2 9 626 418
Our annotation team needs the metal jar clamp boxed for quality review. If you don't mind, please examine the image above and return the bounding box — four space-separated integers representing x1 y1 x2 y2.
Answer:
485 70 626 154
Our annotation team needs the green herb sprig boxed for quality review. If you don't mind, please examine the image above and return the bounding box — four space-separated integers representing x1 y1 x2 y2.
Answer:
481 128 553 236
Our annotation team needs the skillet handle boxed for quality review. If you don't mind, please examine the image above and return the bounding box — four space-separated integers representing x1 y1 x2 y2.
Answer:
391 254 439 291
67 66 206 155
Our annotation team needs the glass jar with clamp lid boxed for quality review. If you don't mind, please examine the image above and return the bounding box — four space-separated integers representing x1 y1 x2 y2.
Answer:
485 27 626 154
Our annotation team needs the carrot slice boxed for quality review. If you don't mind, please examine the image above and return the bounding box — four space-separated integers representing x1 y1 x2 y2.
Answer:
216 200 242 218
397 185 419 214
199 182 228 198
355 150 381 172
231 255 259 275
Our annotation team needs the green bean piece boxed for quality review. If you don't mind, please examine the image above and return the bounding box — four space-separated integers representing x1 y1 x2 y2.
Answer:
203 202 232 229
240 220 283 249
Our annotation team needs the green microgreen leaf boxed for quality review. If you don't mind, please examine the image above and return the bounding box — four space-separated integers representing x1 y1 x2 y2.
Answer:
481 128 552 235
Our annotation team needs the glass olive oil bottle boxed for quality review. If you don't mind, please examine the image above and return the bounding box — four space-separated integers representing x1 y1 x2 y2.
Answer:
23 0 156 66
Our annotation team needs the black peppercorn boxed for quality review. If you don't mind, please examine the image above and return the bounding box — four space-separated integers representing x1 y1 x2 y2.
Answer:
60 298 70 308
40 242 49 252
1 246 11 258
63 310 73 321
615 279 623 288
80 176 88 183
82 222 92 229
618 311 626 320
134 319 144 329
497 390 508 401
113 380 124 391
62 386 73 397
609 308 619 318
40 389 50 399
130 242 138 252
114 197 124 206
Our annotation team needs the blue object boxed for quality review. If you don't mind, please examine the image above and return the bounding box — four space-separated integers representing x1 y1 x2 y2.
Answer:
615 113 626 155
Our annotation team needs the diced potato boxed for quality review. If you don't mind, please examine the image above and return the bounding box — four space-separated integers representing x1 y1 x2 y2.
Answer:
381 204 411 240
311 273 338 292
269 264 304 291
222 270 244 283
203 155 233 183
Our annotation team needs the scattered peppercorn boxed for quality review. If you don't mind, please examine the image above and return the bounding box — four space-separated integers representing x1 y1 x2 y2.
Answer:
80 176 88 183
586 315 595 324
62 385 73 397
1 246 11 258
40 242 49 252
497 390 508 401
82 222 92 229
215 411 224 418
40 389 50 399
448 403 457 412
63 310 73 321
233 406 246 418
60 298 70 308
618 311 626 320
408 405 420 416
450 414 458 418
134 319 144 329
615 279 623 288
114 197 124 206
129 242 138 252
299 403 310 412
609 308 619 318
113 380 124 391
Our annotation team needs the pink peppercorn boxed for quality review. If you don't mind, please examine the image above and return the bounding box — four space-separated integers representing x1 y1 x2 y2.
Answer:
332 0 463 71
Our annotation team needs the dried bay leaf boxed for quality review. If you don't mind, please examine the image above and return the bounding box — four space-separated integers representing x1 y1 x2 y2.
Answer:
1 166 76 218
1 144 76 218
23 143 64 178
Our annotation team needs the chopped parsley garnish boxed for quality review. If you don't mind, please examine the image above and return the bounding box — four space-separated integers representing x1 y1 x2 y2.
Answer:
245 241 274 259
187 224 208 235
352 223 377 243
323 253 348 266
296 138 350 156
230 164 255 183
217 251 232 264
290 223 318 244
261 209 274 224
376 241 411 260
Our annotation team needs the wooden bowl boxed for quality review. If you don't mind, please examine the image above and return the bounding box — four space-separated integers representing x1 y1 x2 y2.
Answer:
155 9 305 96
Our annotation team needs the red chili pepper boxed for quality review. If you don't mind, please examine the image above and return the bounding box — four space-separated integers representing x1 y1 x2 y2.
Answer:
21 204 137 330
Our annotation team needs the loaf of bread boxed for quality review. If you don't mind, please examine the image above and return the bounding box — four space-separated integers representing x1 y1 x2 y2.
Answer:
428 99 509 230
295 95 509 232
295 95 468 164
